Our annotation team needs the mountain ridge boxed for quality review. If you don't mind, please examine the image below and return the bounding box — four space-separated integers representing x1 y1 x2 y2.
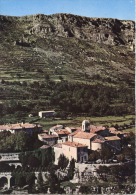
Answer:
0 13 135 47
0 13 135 117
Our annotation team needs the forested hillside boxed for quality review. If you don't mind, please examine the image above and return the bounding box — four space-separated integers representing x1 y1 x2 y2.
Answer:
0 14 135 120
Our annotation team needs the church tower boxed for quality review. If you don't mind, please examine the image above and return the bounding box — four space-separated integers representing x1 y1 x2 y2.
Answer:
82 120 90 132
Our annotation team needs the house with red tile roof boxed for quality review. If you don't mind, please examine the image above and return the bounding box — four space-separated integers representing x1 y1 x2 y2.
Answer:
0 123 42 134
49 124 63 134
73 132 97 149
91 138 105 150
38 133 58 146
90 125 111 137
62 141 88 163
53 141 88 164
68 129 82 142
52 129 70 143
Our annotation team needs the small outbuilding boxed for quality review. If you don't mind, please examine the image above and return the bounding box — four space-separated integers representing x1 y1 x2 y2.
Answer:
38 110 56 118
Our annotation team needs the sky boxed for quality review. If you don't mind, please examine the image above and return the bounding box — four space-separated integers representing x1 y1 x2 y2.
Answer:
0 0 135 20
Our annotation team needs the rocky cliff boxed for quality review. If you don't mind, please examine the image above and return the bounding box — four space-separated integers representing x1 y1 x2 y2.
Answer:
29 14 134 48
0 13 135 49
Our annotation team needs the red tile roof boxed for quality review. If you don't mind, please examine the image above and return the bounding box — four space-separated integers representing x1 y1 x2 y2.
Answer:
105 136 120 141
55 129 70 135
69 129 82 136
109 127 117 131
0 125 10 130
53 143 62 148
0 123 42 131
109 128 124 135
90 125 106 133
50 125 63 129
40 145 50 149
39 133 58 139
62 141 87 148
73 132 97 139
42 130 49 133
92 139 105 143
65 127 77 131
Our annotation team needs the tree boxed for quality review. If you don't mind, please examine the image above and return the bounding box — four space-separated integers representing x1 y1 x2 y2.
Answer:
45 74 50 82
100 145 113 162
110 165 122 182
58 154 69 170
27 155 40 167
47 170 61 194
97 166 110 181
19 152 31 167
41 148 55 168
1 79 5 84
89 151 100 162
37 172 43 191
59 76 64 81
116 154 125 162
0 131 32 152
26 173 36 188
67 158 75 180
15 173 26 187
14 132 29 151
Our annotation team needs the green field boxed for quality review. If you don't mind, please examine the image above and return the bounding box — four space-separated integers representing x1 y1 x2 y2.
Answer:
23 115 135 133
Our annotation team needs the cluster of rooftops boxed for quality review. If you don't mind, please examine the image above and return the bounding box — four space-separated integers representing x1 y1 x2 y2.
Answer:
0 120 128 163
38 120 125 152
0 123 42 131
0 120 125 150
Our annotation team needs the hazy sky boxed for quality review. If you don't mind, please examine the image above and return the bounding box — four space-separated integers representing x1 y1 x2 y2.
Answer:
0 0 135 20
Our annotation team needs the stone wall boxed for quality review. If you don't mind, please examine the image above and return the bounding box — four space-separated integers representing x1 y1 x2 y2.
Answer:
0 153 20 162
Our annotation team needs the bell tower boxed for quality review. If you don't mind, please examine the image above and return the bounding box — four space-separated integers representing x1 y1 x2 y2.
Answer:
82 120 90 132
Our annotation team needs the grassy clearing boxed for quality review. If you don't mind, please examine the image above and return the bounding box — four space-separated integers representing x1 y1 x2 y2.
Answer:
23 115 135 131
72 115 134 126
122 127 135 133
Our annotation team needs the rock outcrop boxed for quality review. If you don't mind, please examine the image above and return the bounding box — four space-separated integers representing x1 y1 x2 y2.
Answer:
26 13 134 49
0 13 134 50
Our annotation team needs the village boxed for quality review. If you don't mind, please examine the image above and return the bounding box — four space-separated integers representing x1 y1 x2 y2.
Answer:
0 110 135 194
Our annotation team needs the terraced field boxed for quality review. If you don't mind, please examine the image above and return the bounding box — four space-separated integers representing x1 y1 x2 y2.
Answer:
0 14 135 121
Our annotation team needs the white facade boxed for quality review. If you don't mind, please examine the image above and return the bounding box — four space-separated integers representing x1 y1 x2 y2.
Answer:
73 137 91 149
53 144 63 165
82 120 90 132
0 153 20 162
91 142 103 151
49 125 63 134
39 111 55 118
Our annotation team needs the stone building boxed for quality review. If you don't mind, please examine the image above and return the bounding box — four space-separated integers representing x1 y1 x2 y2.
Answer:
52 129 70 143
38 133 58 146
73 132 97 149
53 141 88 164
62 141 88 162
0 123 42 134
38 110 55 118
53 143 63 164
